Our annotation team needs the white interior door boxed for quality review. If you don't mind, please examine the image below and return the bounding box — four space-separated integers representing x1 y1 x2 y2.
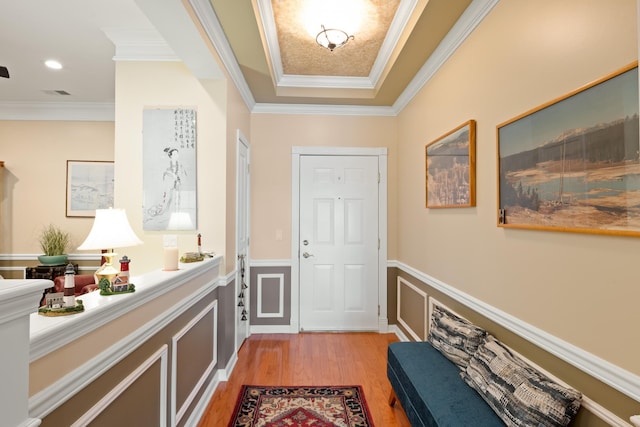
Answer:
236 131 250 350
299 155 379 331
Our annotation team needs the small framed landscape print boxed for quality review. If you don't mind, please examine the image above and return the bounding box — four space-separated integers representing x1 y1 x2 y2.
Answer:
497 62 640 237
66 160 114 217
426 120 476 208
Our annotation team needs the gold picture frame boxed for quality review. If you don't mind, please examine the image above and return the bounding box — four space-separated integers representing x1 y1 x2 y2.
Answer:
497 62 640 236
426 120 476 208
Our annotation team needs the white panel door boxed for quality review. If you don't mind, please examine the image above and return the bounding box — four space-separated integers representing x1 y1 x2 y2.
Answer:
236 132 250 350
299 155 379 330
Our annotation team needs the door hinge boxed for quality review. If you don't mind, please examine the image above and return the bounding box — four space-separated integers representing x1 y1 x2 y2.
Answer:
378 305 380 315
377 172 380 183
378 238 380 250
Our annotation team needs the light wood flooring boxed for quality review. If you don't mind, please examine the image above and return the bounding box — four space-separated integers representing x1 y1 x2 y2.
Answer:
198 332 412 426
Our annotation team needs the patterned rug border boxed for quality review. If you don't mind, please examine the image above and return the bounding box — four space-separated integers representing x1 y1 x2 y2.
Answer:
228 385 375 427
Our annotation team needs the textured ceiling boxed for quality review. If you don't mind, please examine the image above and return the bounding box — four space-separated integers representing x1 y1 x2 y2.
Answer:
273 0 401 77
210 0 473 106
0 0 479 117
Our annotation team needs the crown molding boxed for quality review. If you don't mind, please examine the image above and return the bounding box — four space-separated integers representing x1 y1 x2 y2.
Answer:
256 0 419 92
251 103 396 116
368 0 421 85
0 102 114 121
102 28 179 62
393 0 500 112
188 0 256 111
277 75 375 90
0 0 497 121
254 0 284 85
132 0 224 80
232 0 498 116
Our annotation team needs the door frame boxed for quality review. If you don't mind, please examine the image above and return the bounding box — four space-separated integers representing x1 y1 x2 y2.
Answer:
291 146 388 333
235 129 251 351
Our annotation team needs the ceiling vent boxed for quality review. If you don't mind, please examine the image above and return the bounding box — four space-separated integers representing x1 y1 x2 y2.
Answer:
43 89 71 96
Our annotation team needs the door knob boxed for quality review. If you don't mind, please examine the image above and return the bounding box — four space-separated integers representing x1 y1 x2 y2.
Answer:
302 252 314 258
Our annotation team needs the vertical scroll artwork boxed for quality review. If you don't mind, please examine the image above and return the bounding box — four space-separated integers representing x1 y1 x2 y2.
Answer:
497 63 640 236
142 108 197 231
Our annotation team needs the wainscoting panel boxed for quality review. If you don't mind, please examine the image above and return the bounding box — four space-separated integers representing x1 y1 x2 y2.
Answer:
257 273 284 318
71 345 168 427
396 276 428 341
171 300 218 427
32 261 226 427
250 265 290 326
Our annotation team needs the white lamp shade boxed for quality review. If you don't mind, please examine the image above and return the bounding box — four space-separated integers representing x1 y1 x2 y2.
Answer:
78 208 143 250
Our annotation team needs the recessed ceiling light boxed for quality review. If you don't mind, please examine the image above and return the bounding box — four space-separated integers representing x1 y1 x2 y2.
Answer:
45 60 63 70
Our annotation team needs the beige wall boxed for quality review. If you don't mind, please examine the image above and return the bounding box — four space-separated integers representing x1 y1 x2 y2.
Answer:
1 0 637 396
113 61 228 274
397 0 639 374
0 64 245 278
0 121 114 254
249 113 398 260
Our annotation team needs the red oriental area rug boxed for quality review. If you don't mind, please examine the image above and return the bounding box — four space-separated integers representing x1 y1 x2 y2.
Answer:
228 385 375 427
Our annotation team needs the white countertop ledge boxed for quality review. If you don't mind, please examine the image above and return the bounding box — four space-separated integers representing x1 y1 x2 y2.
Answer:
29 256 222 362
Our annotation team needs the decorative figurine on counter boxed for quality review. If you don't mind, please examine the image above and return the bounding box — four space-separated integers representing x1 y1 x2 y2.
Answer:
119 255 131 284
98 255 135 295
38 263 85 316
184 233 215 261
63 263 76 308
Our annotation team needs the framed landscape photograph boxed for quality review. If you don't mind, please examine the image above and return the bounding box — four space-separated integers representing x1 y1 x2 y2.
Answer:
497 62 640 236
426 120 476 208
66 160 114 217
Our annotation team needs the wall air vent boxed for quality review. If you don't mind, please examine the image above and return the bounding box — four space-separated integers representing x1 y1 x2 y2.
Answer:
43 90 71 96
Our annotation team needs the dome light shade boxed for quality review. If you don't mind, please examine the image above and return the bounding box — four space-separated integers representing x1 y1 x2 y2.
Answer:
316 25 354 51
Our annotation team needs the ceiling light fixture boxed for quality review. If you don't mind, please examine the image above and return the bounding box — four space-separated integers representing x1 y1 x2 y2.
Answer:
44 59 63 70
316 25 354 51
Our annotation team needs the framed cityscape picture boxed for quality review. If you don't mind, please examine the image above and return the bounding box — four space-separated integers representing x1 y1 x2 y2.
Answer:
426 120 476 208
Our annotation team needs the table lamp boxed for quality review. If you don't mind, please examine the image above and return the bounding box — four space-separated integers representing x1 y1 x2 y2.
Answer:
78 208 143 284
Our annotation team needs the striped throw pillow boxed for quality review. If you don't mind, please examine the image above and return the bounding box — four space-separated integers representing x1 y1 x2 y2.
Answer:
427 304 487 369
461 335 582 427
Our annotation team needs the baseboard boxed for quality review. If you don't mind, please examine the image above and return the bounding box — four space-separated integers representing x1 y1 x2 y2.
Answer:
183 369 223 427
388 325 409 342
250 325 294 334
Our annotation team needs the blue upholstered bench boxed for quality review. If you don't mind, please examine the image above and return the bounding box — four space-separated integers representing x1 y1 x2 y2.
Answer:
387 341 504 427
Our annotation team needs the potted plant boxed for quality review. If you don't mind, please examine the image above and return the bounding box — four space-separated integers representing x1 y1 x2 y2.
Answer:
38 224 71 265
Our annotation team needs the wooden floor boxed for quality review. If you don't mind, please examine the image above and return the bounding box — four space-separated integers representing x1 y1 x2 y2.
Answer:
198 332 411 427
